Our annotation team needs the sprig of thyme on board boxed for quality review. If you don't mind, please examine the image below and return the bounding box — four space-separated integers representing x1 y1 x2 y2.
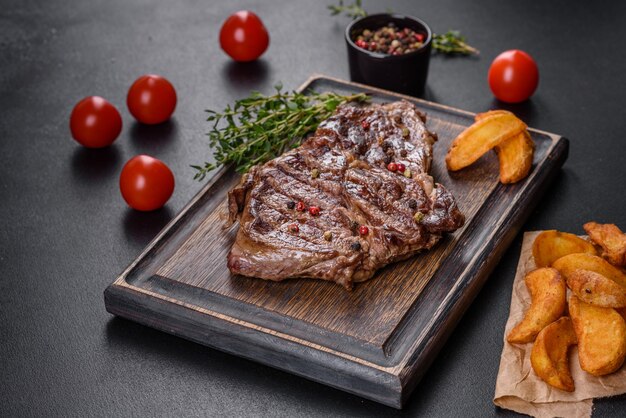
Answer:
328 1 479 55
192 84 369 180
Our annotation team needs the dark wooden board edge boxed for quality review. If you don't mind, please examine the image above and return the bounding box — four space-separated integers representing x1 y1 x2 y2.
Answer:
104 279 404 407
137 273 393 365
104 74 569 408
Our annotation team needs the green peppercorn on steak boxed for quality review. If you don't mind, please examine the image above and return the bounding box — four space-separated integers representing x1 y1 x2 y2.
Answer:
227 100 464 289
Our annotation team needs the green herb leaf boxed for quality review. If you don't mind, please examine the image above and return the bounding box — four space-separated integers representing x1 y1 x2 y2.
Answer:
432 30 479 55
327 0 367 20
193 85 369 181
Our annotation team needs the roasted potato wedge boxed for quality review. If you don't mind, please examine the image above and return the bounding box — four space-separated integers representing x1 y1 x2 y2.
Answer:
474 109 513 121
530 317 578 392
618 307 626 322
553 253 626 288
569 295 626 376
584 222 626 267
494 131 534 184
507 268 566 344
476 111 535 183
446 112 527 171
532 230 597 268
567 269 626 308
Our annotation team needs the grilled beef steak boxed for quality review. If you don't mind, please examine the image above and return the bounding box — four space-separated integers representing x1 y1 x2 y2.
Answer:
227 100 464 289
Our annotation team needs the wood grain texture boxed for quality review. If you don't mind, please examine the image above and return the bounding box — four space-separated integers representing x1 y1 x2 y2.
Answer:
105 75 569 408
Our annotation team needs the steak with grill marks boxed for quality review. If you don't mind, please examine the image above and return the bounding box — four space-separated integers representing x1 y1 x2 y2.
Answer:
226 100 464 289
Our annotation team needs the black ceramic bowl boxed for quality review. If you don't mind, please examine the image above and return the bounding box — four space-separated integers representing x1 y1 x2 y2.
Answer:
345 14 432 96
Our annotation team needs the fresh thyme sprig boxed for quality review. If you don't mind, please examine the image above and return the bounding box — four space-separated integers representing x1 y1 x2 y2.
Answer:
192 84 369 180
433 31 479 55
328 0 368 20
328 1 479 55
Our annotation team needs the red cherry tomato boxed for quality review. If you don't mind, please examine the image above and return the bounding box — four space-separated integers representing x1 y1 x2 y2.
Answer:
119 155 175 211
127 75 177 124
488 50 539 103
219 11 269 62
70 96 122 148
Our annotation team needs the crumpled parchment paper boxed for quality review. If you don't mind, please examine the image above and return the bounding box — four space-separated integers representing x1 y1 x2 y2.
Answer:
493 231 626 417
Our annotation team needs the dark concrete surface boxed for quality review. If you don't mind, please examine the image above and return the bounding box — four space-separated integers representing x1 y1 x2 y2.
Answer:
1 0 625 416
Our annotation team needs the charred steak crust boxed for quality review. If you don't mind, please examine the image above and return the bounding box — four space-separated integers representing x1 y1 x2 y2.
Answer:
226 100 464 289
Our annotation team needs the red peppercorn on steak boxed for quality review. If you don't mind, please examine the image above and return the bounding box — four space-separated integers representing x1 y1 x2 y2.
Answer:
227 100 465 289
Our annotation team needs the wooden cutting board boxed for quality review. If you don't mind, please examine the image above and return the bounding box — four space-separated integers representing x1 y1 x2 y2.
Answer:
104 75 568 409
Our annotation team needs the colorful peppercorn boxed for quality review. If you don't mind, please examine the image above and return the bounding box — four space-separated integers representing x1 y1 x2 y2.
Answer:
351 241 362 251
387 162 398 172
311 168 320 179
289 223 299 233
323 231 332 241
404 168 412 178
359 225 369 236
397 163 406 173
287 201 295 210
296 201 306 212
353 23 426 56
309 206 320 216
413 212 424 223
361 120 370 130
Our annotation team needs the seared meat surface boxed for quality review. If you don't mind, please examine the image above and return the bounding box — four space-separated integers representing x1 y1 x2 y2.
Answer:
227 100 464 289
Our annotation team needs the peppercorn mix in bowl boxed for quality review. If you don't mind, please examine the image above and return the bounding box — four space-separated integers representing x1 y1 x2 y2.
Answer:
345 14 432 96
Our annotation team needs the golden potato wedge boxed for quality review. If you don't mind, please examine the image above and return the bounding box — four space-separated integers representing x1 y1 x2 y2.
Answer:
530 317 578 392
532 230 597 268
493 131 534 184
569 295 626 376
567 269 626 308
618 307 626 322
475 109 513 121
476 110 534 183
507 268 566 344
445 112 527 171
553 253 626 288
584 222 626 267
